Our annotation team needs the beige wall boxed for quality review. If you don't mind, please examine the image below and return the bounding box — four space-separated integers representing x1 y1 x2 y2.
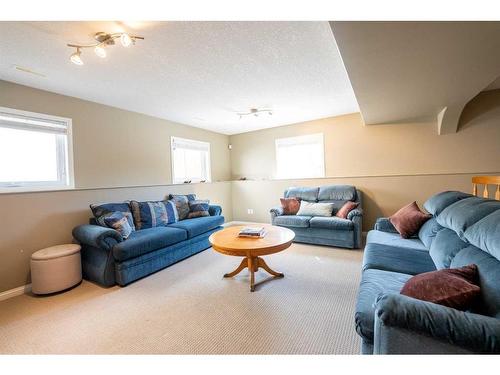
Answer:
229 90 500 227
0 80 231 187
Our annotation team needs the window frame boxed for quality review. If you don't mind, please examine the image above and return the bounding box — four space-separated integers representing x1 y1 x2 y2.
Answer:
0 106 74 193
170 136 211 185
275 132 326 180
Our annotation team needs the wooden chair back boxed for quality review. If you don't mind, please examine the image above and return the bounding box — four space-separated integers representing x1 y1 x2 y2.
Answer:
472 176 500 200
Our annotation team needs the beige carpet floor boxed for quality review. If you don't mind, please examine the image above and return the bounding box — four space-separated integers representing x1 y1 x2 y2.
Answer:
0 243 363 354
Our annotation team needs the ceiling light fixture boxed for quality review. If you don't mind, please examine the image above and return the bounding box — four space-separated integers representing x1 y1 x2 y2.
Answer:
67 32 144 65
237 108 273 120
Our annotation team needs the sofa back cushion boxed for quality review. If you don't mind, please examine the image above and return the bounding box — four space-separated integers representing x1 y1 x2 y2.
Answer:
418 217 444 248
429 228 470 269
423 190 472 216
318 185 356 202
437 197 500 240
451 245 500 318
464 210 500 260
284 187 319 202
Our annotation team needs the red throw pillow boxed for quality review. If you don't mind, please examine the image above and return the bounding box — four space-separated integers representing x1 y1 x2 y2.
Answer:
336 201 359 219
280 197 301 215
389 201 431 238
400 264 480 310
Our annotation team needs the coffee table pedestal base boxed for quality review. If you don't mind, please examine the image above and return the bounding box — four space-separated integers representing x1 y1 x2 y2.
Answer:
223 256 284 292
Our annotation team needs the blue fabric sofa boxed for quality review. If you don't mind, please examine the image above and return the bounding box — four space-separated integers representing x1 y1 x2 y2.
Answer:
356 191 500 354
270 185 363 249
73 204 224 287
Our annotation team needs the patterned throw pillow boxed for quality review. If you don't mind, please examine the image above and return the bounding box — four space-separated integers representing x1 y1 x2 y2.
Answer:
104 211 134 239
169 194 197 220
187 199 210 219
130 200 179 230
90 202 136 231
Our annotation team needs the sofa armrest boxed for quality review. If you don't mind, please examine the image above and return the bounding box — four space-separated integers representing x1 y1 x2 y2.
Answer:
347 208 363 220
373 217 398 233
373 293 500 353
72 224 123 251
209 204 222 216
270 206 283 217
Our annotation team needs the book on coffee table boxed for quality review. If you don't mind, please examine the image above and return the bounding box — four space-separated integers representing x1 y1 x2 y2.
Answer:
238 226 267 238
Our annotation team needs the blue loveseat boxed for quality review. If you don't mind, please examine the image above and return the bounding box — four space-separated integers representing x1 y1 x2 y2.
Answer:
73 204 224 287
270 185 363 249
356 191 500 354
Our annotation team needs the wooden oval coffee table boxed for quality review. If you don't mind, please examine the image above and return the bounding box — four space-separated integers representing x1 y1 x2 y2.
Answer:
209 225 295 292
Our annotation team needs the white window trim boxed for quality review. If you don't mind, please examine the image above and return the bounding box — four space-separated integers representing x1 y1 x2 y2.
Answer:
0 106 74 193
275 133 325 179
170 136 211 185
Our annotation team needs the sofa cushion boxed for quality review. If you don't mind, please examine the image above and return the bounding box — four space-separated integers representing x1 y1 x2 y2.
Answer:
363 242 436 275
366 230 427 251
336 201 359 219
273 215 312 228
169 215 224 238
418 217 444 248
400 264 480 310
296 201 334 217
318 184 356 201
284 187 319 202
464 210 500 260
423 190 472 216
451 245 500 318
437 196 500 240
309 216 354 230
187 199 210 219
429 228 470 269
355 269 412 343
129 200 178 230
104 211 134 239
280 197 301 215
112 226 187 261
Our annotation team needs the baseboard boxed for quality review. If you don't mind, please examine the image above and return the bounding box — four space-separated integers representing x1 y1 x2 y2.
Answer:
0 284 31 302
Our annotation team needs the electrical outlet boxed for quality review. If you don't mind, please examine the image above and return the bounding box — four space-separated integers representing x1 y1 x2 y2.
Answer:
247 208 254 215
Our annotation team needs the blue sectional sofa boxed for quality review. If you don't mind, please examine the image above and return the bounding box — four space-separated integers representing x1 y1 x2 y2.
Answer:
355 191 500 354
73 204 224 287
270 185 363 248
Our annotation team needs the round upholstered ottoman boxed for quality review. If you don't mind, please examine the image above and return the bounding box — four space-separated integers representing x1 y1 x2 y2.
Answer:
30 244 82 295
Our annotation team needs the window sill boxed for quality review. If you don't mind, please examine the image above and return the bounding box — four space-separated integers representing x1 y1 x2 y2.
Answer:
0 185 75 194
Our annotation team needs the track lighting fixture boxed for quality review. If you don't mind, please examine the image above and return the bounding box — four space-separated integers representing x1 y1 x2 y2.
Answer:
237 108 273 119
67 32 144 65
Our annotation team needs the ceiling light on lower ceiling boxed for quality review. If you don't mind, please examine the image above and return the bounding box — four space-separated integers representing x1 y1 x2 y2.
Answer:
237 108 273 120
68 32 144 65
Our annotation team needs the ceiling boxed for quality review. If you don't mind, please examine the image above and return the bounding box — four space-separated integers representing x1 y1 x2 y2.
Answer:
330 22 500 133
0 21 359 135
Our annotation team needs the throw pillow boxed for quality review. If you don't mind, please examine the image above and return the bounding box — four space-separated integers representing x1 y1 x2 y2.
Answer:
296 201 334 217
129 200 179 230
336 201 359 219
400 264 480 310
169 194 197 220
187 199 210 219
389 201 431 238
104 211 134 239
90 202 136 231
280 197 301 215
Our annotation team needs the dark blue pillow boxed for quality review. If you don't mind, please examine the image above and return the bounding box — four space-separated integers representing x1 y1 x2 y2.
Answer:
187 199 210 219
104 211 134 239
90 202 135 231
130 200 178 230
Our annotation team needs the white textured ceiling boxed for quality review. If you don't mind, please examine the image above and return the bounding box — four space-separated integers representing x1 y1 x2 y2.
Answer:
0 21 359 135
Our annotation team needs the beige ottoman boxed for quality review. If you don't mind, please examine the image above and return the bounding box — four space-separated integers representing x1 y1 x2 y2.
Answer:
30 244 82 295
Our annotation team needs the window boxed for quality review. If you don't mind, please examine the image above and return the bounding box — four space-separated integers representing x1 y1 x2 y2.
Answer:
0 107 73 192
171 136 211 184
275 133 325 179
